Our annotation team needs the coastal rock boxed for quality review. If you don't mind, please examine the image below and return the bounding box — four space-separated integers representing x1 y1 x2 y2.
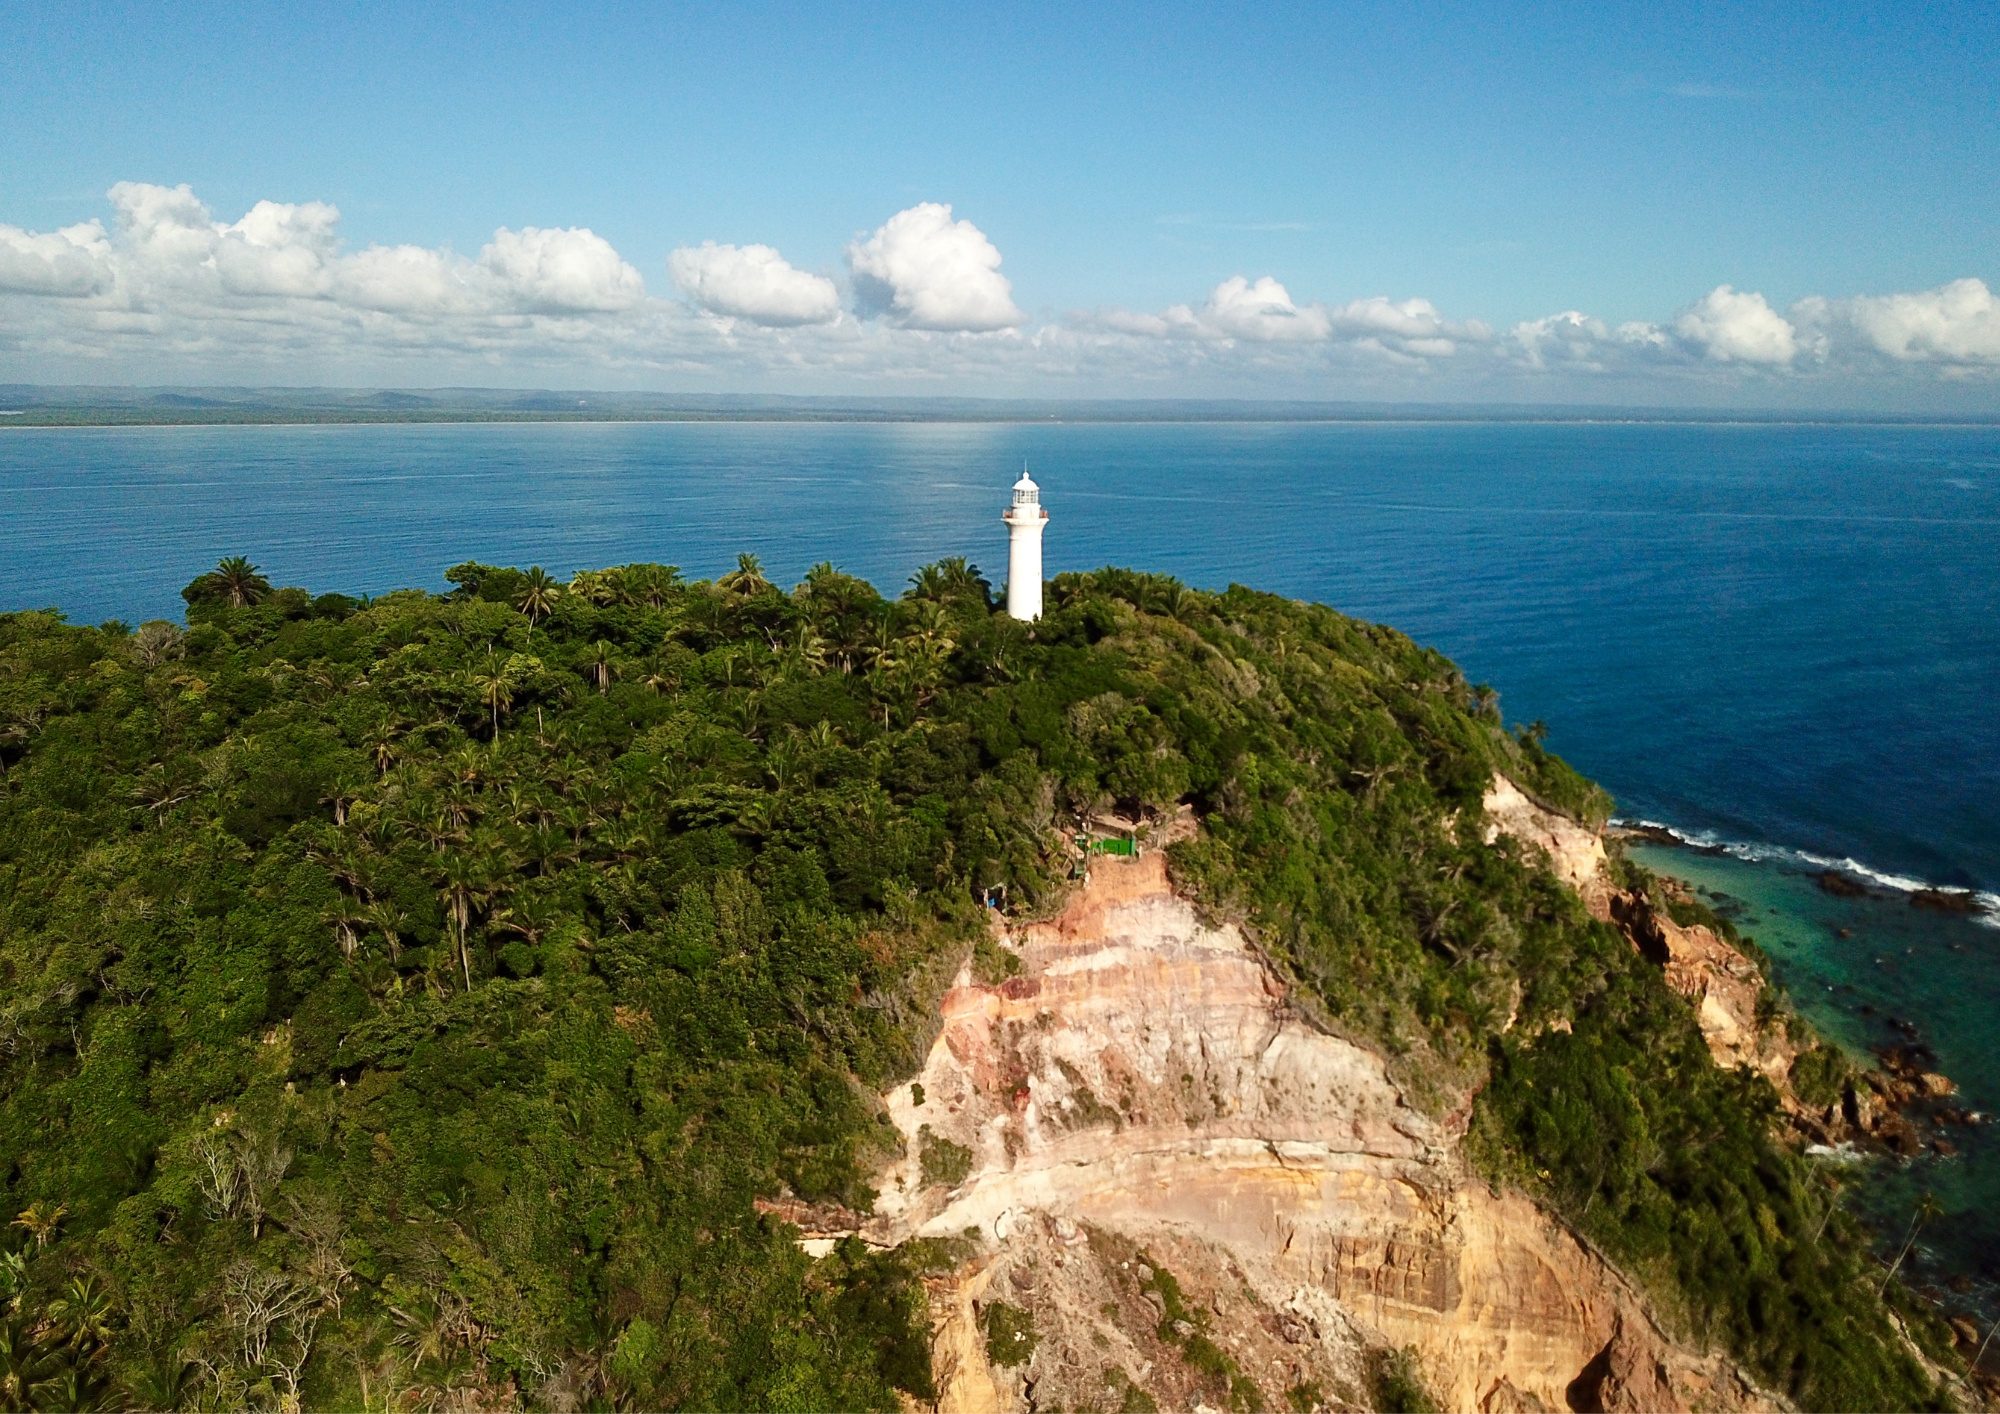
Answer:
1911 888 1982 914
860 851 1767 1413
1485 782 1983 1155
1496 781 1785 1080
1817 870 1869 898
1481 775 1616 920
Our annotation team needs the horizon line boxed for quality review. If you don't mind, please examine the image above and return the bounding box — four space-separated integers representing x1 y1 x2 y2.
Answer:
2 383 1996 428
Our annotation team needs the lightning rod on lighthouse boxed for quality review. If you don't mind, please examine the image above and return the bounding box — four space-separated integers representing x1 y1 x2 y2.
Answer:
1002 467 1047 621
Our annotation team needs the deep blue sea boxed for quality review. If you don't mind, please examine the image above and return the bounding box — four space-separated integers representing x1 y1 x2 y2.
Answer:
4 419 1998 1307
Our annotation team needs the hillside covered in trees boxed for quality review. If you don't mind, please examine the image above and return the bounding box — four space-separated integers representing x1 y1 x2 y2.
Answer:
0 553 1962 1410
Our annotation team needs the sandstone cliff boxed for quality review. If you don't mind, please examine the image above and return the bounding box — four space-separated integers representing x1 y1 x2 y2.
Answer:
836 847 1768 1413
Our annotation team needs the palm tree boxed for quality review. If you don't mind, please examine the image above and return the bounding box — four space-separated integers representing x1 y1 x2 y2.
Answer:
570 568 620 606
585 640 618 695
718 552 771 596
367 900 407 963
471 655 516 738
1162 582 1204 622
515 566 562 626
323 897 369 959
213 556 271 608
11 1202 66 1250
629 563 680 609
906 563 950 602
861 615 899 675
783 621 828 676
493 889 556 946
1881 1190 1944 1294
437 853 486 990
640 654 678 695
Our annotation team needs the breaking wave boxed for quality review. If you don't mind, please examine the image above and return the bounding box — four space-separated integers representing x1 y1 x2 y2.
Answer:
1612 818 2000 928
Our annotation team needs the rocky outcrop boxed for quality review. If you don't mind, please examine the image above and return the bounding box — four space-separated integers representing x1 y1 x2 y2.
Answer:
1483 777 1783 1079
1482 774 1616 919
845 852 1766 1413
1610 889 1783 1079
1487 782 1972 1165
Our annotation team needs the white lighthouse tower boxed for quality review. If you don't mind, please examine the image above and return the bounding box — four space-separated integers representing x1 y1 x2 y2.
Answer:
1002 468 1048 621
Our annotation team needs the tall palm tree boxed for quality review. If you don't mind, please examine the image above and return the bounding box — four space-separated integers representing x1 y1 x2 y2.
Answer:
368 900 407 963
718 552 771 596
909 556 989 607
323 897 369 959
586 640 618 695
437 853 486 990
471 655 516 738
861 614 899 676
214 556 271 608
906 563 950 602
493 889 556 946
515 567 562 626
783 621 828 676
628 563 680 609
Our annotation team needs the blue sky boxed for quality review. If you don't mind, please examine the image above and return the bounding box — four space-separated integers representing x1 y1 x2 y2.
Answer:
1 1 1996 405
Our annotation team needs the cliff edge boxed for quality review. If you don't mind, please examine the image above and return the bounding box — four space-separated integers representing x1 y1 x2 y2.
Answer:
848 848 1768 1413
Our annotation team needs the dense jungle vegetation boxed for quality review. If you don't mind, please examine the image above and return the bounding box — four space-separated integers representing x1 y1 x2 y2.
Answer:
0 552 1958 1410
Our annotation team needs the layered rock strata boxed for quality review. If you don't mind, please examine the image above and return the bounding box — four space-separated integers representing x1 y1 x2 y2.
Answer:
856 850 1763 1412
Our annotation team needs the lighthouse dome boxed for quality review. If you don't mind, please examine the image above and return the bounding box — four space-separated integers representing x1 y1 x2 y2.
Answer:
1011 471 1040 506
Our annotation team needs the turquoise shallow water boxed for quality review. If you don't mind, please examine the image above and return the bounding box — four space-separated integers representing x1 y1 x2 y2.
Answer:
1628 842 2000 1320
2 417 1997 1299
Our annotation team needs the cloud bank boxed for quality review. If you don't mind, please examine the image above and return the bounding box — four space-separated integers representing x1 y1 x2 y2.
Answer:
1 181 1995 403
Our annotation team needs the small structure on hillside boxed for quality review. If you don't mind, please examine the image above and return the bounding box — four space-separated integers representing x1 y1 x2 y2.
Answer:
1002 468 1048 621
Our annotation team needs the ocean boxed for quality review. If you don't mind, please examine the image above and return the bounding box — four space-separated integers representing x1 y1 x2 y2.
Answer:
3 418 1997 1304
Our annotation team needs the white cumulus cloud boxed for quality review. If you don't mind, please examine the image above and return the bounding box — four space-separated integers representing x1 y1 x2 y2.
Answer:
0 180 1995 404
1671 284 1798 364
480 226 645 313
91 182 645 317
1505 311 1673 370
1192 275 1332 342
1841 278 2000 365
846 203 1022 331
0 220 115 296
668 242 840 326
1100 277 1482 365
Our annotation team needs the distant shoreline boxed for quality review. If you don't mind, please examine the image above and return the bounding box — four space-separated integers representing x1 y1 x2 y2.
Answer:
2 386 1996 429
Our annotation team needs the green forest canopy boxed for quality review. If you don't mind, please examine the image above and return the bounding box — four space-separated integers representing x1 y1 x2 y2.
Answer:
0 554 1959 1410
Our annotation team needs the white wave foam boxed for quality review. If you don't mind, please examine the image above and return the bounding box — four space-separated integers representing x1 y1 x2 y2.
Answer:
1612 818 1999 927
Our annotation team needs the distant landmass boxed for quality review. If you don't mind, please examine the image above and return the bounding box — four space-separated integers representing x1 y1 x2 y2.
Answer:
1 384 1994 426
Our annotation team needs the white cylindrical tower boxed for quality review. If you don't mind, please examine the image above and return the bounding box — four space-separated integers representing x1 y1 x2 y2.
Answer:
1002 470 1048 621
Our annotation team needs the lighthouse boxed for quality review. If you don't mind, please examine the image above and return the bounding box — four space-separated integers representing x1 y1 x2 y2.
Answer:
1002 468 1048 621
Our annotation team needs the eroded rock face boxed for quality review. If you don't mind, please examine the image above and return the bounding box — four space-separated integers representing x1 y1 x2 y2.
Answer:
1483 775 1783 1079
864 852 1764 1413
1612 891 1782 1078
1481 774 1615 919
